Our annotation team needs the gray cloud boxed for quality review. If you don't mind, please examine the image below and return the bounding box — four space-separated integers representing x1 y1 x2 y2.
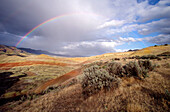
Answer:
19 37 138 56
144 34 170 44
0 32 21 46
138 19 170 35
58 41 117 56
137 0 170 22
106 18 170 37
0 0 109 36
0 0 170 56
52 37 137 56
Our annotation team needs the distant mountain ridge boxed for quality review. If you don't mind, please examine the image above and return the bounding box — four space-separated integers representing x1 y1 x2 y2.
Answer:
0 45 28 55
18 47 68 57
19 48 85 57
0 45 78 57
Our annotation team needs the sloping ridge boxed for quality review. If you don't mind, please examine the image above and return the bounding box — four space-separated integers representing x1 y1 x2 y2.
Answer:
0 45 28 55
34 68 83 94
34 60 94 94
131 45 170 56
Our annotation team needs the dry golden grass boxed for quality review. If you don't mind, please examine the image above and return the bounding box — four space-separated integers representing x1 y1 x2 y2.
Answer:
2 59 168 112
34 68 83 94
0 45 169 112
131 45 170 56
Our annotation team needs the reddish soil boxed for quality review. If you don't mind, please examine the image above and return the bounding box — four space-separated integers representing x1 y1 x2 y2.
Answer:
0 67 11 70
0 59 93 93
34 68 83 94
0 61 71 68
25 72 37 76
33 59 95 94
0 59 93 68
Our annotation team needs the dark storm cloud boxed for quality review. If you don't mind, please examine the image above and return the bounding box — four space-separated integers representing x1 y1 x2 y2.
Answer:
0 0 109 36
0 32 21 46
0 0 39 35
0 0 170 56
0 0 73 35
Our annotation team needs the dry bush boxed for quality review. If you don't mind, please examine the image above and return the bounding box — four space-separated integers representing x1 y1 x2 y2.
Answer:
82 61 103 68
132 55 159 60
141 55 158 59
138 60 155 78
123 61 142 78
81 65 119 98
106 61 125 77
82 60 155 98
138 60 155 71
124 60 155 79
114 58 120 60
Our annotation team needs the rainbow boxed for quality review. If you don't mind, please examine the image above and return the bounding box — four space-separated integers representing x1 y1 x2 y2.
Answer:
16 12 101 47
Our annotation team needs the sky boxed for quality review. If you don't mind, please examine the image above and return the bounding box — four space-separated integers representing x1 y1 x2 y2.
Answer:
0 0 170 56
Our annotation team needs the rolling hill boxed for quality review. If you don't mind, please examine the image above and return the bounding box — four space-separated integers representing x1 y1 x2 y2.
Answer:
0 44 169 112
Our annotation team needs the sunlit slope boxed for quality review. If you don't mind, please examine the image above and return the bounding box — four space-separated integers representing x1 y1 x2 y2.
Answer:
131 45 170 56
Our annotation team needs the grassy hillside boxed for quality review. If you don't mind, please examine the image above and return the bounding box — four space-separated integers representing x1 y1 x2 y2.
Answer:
0 45 169 112
131 45 170 56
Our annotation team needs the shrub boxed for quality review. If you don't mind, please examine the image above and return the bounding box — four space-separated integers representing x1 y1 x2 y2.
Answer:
114 58 120 60
106 62 124 77
138 60 155 71
81 65 119 98
157 52 170 56
123 61 142 78
157 57 162 61
111 58 120 61
138 60 155 78
164 44 168 46
154 45 157 47
81 60 155 98
135 56 140 59
123 57 127 61
140 55 158 59
155 64 160 68
123 60 155 79
163 57 168 59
